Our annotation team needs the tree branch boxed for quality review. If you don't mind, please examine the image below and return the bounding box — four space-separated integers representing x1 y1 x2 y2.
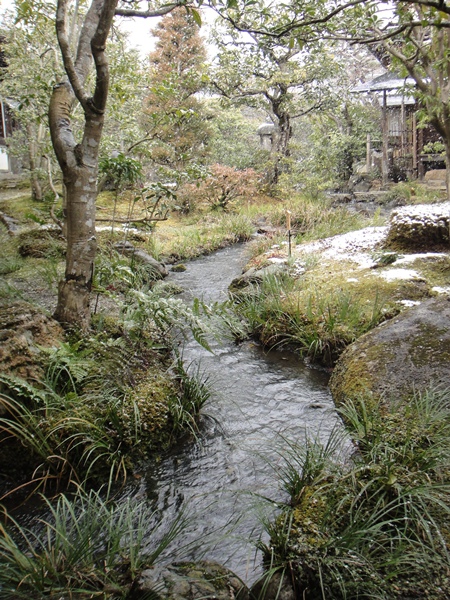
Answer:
114 2 182 18
56 0 90 108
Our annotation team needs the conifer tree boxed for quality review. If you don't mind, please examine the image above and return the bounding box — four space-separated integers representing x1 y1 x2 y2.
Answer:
142 7 209 179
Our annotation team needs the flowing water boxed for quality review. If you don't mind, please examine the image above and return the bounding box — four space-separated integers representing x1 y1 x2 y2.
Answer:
133 244 341 584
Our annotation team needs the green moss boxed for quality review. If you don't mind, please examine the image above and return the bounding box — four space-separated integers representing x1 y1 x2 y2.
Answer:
409 323 450 367
412 255 450 288
124 371 177 453
329 341 394 407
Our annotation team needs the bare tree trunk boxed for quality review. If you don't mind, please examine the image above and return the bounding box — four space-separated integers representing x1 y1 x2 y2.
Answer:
272 112 291 185
50 78 104 329
444 141 450 202
27 123 43 201
53 174 97 327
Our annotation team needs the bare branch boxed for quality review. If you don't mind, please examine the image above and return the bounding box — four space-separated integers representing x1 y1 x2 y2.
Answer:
214 0 368 40
91 0 119 114
114 2 182 18
96 215 168 222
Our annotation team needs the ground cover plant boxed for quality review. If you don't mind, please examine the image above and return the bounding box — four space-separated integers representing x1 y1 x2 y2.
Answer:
257 387 450 599
0 488 187 599
230 270 392 365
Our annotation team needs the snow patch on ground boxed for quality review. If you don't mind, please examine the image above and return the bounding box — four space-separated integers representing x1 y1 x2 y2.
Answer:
296 226 387 257
395 253 448 265
376 268 420 281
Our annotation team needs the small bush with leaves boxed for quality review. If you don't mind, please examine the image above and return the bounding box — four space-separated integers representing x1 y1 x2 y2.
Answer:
180 163 260 211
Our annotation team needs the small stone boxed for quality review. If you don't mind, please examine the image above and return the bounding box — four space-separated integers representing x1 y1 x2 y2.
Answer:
171 263 187 272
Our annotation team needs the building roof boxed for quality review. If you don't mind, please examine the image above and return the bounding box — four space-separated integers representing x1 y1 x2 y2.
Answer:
352 71 417 106
352 71 416 92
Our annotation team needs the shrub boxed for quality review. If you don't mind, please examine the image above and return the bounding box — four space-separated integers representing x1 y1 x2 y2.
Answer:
180 164 260 211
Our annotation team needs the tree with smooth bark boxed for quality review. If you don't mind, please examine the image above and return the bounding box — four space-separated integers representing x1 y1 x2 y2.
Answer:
48 0 197 329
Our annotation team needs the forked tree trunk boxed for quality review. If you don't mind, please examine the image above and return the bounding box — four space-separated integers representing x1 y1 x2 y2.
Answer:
49 0 117 330
49 79 104 329
50 0 175 329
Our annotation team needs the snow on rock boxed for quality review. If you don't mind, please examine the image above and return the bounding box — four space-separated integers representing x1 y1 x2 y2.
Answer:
397 299 421 307
395 252 448 265
432 286 450 294
385 202 450 248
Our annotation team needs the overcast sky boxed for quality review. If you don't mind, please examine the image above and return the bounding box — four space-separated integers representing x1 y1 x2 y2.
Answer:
0 0 213 59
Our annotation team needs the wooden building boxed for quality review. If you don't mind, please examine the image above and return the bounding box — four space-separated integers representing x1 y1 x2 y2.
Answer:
353 72 443 183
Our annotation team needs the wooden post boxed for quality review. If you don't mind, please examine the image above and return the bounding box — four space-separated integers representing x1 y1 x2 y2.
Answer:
366 134 372 172
286 210 292 257
382 89 389 187
412 111 418 173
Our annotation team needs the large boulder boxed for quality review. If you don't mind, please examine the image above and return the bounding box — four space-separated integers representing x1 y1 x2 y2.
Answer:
131 560 249 600
329 296 450 406
384 202 450 249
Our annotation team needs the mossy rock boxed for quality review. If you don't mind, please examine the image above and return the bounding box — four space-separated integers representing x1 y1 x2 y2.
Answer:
330 296 450 407
17 228 66 258
132 560 249 600
171 263 187 272
229 263 287 292
384 202 450 250
0 300 64 380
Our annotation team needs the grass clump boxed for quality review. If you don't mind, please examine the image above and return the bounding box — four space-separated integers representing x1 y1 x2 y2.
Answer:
245 194 371 242
17 229 66 259
257 388 450 599
0 489 185 599
153 212 255 262
231 270 393 366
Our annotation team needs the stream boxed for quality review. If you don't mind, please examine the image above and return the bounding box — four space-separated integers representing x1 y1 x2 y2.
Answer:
132 244 341 585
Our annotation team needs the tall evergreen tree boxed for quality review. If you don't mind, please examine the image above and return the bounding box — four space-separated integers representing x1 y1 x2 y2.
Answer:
141 7 210 179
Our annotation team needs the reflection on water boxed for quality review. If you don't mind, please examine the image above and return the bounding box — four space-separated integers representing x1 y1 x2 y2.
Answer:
134 245 340 584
